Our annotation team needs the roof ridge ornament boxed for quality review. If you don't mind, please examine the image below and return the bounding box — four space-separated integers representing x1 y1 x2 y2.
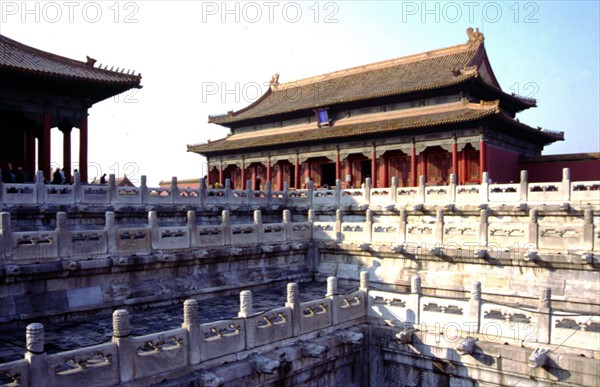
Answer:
466 27 484 44
270 73 280 89
85 56 97 67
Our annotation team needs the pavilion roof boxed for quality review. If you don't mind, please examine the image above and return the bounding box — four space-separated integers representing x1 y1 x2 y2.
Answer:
208 28 534 126
189 100 562 155
0 34 141 99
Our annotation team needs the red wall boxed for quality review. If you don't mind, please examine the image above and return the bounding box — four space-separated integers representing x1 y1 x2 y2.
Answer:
520 160 600 182
485 144 521 183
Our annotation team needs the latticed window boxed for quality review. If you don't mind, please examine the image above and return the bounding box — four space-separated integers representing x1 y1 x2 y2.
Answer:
389 156 412 186
427 152 452 184
466 149 480 182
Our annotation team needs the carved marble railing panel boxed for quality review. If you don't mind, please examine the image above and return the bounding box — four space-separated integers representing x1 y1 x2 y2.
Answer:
337 290 366 323
340 222 366 243
249 190 268 205
396 187 420 204
197 225 224 247
480 303 539 343
0 359 29 387
204 189 227 204
488 220 529 249
443 219 479 245
571 181 600 202
405 221 436 244
551 314 600 351
116 228 151 255
488 184 519 203
158 226 190 250
200 319 245 361
269 190 287 206
419 296 469 330
228 190 248 205
368 290 414 324
115 187 142 204
262 223 285 243
538 223 584 250
131 328 188 380
527 183 561 202
299 298 333 335
313 222 337 241
175 188 202 204
2 184 37 204
81 186 109 204
370 188 393 205
147 188 173 204
46 342 119 387
425 186 450 203
230 224 257 245
340 189 365 206
45 186 75 204
11 231 59 264
69 230 108 260
290 222 311 241
245 306 293 348
455 185 480 203
371 223 401 244
287 190 310 206
313 189 337 205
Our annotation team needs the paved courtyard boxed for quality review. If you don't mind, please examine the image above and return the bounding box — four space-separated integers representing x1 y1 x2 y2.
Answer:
0 281 356 364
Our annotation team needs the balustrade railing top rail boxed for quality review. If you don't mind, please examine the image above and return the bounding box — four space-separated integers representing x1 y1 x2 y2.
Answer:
1 170 598 207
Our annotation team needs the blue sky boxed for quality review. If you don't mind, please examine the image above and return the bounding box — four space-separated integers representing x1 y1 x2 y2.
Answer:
1 1 598 184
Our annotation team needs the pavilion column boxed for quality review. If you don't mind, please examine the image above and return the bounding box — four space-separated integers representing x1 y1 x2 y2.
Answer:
419 151 427 183
410 143 417 187
218 161 223 184
206 163 211 186
79 116 88 183
294 154 300 189
345 156 352 189
241 160 246 189
452 140 458 182
335 148 341 182
41 113 52 181
480 135 487 182
371 146 377 188
277 162 284 191
60 124 73 183
250 166 257 189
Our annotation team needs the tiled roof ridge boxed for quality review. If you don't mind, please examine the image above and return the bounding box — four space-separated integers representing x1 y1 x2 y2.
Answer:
0 33 141 80
275 42 480 91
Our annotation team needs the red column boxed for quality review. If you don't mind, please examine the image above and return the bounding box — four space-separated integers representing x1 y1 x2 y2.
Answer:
335 151 341 183
419 152 427 183
241 160 246 189
410 146 417 187
294 155 300 189
345 156 352 189
61 126 72 183
452 143 458 181
371 148 377 188
206 164 211 186
79 116 88 183
218 162 223 184
277 162 284 190
251 166 257 189
379 153 388 188
41 113 52 181
479 139 487 182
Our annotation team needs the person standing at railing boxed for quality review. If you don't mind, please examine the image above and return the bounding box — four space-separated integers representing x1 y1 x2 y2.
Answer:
52 168 62 185
100 173 107 185
1 162 14 183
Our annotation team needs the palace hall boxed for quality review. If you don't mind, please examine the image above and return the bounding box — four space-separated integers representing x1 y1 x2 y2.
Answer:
188 28 567 190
